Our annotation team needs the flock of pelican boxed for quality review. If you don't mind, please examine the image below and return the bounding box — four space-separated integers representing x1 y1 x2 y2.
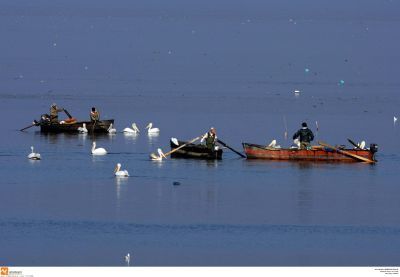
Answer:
27 122 163 178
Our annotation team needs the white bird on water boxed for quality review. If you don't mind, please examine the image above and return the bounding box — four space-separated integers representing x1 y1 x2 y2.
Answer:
91 141 107 155
145 122 160 134
78 123 88 133
107 123 116 134
150 148 167 161
27 146 41 160
123 123 140 134
394 116 398 125
114 163 129 177
125 253 131 266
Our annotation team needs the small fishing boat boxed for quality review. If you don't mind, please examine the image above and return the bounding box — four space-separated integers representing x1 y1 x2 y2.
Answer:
34 115 114 134
170 139 223 160
242 142 378 163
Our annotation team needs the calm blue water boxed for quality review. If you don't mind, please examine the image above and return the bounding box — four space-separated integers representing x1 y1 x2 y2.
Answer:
1 0 400 266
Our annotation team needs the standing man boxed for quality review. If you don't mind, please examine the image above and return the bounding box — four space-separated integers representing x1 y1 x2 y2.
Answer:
50 103 64 123
293 122 314 149
201 127 218 150
90 107 100 122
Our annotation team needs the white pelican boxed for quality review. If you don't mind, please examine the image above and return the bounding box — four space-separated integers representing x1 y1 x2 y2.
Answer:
394 116 398 125
91 141 107 155
125 253 131 266
114 163 129 177
27 146 41 160
145 122 160 134
293 138 300 148
358 140 366 150
268 139 277 147
78 123 88 133
107 123 116 134
150 148 167 161
123 123 140 134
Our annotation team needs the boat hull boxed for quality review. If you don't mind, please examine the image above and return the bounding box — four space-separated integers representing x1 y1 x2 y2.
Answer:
39 120 114 134
242 143 376 162
170 140 223 160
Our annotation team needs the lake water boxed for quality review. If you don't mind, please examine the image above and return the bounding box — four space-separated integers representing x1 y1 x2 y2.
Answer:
0 0 400 266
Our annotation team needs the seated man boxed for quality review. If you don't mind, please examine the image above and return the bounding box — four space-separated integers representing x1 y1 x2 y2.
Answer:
201 127 218 150
292 122 314 149
90 107 100 122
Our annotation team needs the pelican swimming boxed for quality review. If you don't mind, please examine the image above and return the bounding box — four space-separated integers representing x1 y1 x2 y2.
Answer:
107 123 116 134
123 123 140 134
91 141 107 155
27 146 41 160
145 122 159 134
114 163 129 177
78 123 88 133
150 148 167 161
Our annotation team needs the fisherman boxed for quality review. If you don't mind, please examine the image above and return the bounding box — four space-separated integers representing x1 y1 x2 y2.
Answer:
201 127 218 150
293 122 314 149
90 107 100 122
50 103 64 123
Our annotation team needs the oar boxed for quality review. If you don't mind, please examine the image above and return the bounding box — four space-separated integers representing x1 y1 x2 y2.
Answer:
217 139 246 158
63 109 73 119
347 138 361 150
318 141 375 163
150 135 203 159
20 121 38 131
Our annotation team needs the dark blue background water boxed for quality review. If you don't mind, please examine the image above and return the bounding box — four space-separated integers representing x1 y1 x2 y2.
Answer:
1 0 400 266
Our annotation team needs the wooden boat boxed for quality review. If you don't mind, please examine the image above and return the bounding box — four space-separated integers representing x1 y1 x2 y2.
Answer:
170 139 223 160
36 117 114 134
242 143 378 163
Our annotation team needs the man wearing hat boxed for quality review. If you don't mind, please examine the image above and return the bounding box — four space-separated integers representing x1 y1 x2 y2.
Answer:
201 127 218 150
293 122 314 149
90 107 100 122
50 103 64 123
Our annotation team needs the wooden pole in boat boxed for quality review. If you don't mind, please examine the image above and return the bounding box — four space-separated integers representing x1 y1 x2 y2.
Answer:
318 141 375 163
217 139 246 158
151 135 204 159
347 138 362 150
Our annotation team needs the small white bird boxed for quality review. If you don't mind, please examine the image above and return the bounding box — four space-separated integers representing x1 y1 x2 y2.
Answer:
358 140 366 150
293 138 300 148
150 148 167 161
91 141 107 155
114 163 129 177
394 116 398 125
145 122 160 134
125 253 131 266
107 123 116 134
78 123 88 133
123 123 140 134
294 90 300 97
27 146 41 160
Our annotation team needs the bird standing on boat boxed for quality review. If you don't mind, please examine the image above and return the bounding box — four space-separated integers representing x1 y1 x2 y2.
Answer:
114 163 129 177
28 146 41 160
78 123 88 133
145 122 159 134
107 123 116 134
91 141 107 155
150 148 167 161
357 140 366 150
123 123 140 134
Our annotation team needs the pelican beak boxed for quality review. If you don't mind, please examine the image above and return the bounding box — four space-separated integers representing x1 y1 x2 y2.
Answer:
114 166 118 173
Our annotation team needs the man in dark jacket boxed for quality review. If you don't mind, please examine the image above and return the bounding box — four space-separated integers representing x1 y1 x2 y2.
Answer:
293 122 314 149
